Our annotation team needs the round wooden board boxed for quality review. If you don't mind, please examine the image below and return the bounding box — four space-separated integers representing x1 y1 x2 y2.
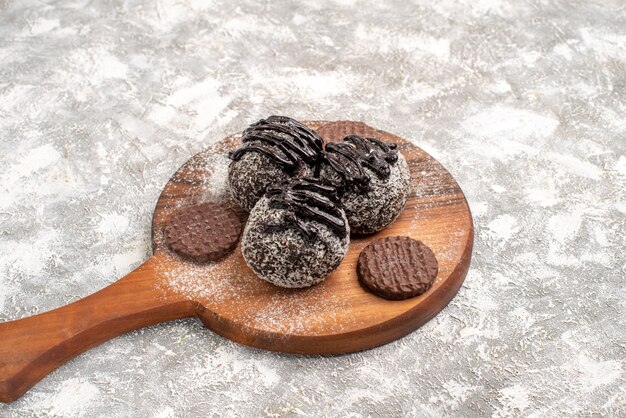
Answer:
150 120 473 355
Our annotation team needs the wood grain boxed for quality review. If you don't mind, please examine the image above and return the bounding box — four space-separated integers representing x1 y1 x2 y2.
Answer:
0 121 473 402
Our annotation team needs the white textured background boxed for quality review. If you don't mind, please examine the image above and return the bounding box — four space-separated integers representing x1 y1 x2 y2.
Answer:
1 0 625 416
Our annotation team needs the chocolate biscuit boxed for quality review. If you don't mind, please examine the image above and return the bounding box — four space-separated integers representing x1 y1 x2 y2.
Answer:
164 202 242 262
357 236 438 300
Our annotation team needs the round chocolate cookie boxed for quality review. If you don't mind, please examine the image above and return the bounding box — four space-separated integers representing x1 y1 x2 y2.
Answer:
228 116 324 212
164 202 242 262
357 236 438 300
241 177 350 288
319 135 411 234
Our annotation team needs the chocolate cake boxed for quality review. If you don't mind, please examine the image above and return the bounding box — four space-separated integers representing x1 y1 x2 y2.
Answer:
319 135 411 234
228 116 324 212
241 177 350 288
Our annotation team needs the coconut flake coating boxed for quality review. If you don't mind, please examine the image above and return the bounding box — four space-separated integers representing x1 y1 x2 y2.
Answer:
228 116 324 212
242 196 350 288
320 152 411 234
228 149 311 212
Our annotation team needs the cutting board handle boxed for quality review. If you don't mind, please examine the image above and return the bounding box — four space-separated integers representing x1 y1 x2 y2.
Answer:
0 255 195 403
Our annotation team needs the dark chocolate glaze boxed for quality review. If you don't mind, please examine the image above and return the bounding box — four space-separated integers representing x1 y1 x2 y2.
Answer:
229 116 324 173
324 135 398 192
264 177 347 239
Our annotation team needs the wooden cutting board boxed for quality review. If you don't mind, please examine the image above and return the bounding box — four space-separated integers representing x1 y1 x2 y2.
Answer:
0 120 473 402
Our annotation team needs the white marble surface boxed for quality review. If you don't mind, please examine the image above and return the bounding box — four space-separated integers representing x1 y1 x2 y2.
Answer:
1 0 625 416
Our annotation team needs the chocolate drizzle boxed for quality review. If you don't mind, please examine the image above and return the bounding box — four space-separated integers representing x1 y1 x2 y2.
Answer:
229 116 324 173
324 135 398 192
264 177 347 240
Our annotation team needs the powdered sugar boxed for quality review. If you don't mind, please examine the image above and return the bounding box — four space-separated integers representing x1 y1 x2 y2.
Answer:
201 153 231 202
153 123 470 338
152 138 357 334
154 249 354 335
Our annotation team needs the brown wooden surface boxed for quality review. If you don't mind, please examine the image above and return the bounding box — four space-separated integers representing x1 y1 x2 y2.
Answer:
0 121 473 403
